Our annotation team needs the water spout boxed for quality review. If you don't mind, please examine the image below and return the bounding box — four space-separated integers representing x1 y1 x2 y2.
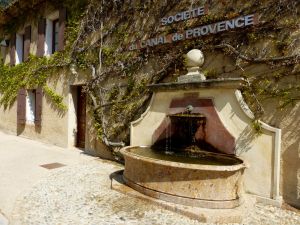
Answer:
185 105 194 114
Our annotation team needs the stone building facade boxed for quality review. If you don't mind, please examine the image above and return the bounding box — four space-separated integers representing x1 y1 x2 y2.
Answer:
0 0 113 159
0 0 299 209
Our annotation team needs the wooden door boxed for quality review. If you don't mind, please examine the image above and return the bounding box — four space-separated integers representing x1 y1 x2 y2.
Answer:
76 86 86 148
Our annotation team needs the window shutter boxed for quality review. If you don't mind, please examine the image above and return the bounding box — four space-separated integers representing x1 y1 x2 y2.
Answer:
10 34 16 66
37 19 46 57
58 7 67 51
35 87 43 126
24 26 31 61
17 89 26 125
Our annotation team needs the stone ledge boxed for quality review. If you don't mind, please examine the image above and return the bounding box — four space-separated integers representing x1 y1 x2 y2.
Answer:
148 78 247 92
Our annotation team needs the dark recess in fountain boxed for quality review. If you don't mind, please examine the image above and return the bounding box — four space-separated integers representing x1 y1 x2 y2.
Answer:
152 106 223 156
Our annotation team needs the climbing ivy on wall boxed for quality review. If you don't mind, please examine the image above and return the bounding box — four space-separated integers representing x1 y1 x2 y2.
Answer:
0 0 88 110
0 53 67 110
1 0 300 154
70 0 300 148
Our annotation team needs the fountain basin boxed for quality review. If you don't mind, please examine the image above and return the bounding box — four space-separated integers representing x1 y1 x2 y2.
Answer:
121 146 246 209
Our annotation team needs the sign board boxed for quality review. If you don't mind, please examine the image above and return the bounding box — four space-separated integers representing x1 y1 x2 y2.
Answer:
128 6 258 51
161 5 209 26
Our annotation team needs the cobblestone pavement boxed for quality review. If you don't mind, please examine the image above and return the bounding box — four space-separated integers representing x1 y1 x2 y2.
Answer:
10 160 300 225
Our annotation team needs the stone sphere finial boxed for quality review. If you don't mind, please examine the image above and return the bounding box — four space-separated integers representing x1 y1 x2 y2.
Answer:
185 49 204 67
177 49 206 83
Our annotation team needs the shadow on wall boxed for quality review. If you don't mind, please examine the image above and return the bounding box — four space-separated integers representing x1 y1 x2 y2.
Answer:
282 142 300 208
44 94 67 118
85 134 115 161
235 126 255 155
16 124 25 136
280 109 300 208
85 113 115 160
264 101 300 209
1 100 15 111
17 123 42 136
281 104 300 209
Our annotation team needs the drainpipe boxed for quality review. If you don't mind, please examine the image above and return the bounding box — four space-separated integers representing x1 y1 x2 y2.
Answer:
103 137 125 147
103 137 125 163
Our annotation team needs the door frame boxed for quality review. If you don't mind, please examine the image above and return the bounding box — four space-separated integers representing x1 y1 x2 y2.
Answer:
68 85 87 149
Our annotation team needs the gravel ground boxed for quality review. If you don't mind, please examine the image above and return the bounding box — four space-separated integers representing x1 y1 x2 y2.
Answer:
10 159 300 225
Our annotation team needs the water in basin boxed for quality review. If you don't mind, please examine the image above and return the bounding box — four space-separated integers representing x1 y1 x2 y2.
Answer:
129 146 242 166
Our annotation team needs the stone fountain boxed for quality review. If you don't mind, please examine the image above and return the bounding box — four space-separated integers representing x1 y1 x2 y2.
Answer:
120 49 282 209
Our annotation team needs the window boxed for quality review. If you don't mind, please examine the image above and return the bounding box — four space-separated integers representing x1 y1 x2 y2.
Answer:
26 90 36 124
45 18 59 56
40 9 66 57
52 19 59 54
16 34 24 64
45 19 53 56
17 88 42 125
